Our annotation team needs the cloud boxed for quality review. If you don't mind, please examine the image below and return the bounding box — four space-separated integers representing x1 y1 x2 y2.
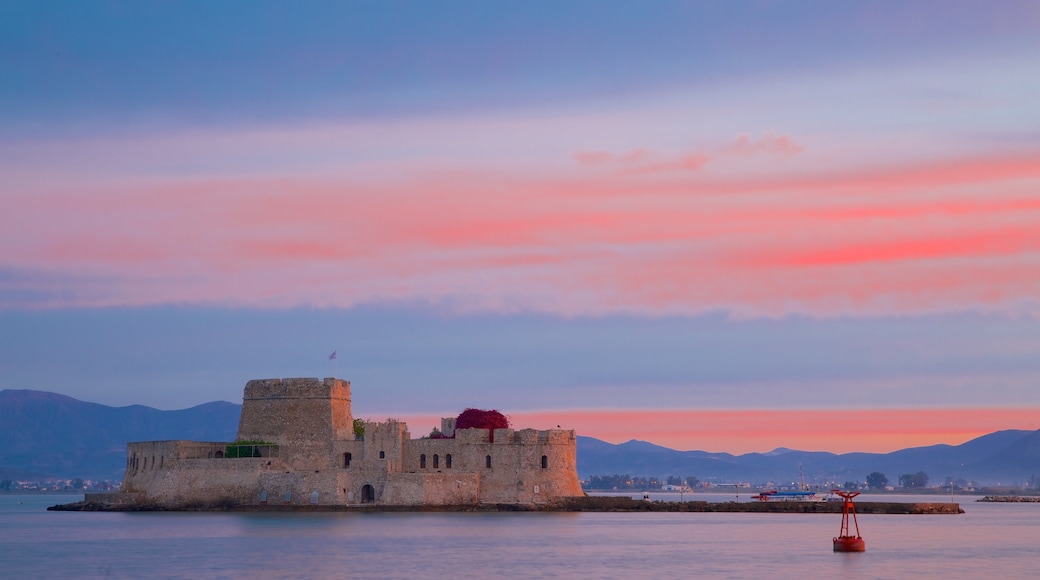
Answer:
723 133 804 158
753 226 1040 268
572 133 804 175
3 114 1039 316
621 152 712 175
573 148 656 167
573 147 703 174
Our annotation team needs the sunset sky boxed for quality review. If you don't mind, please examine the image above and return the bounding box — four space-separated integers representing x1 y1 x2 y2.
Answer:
3 1 1040 454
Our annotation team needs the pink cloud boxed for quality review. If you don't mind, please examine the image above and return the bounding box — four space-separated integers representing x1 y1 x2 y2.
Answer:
723 133 804 158
573 148 655 166
573 151 614 165
621 152 711 174
4 143 1040 315
571 134 804 176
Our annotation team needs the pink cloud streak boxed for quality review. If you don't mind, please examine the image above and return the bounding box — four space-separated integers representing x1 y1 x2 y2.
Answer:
573 133 803 175
3 143 1040 314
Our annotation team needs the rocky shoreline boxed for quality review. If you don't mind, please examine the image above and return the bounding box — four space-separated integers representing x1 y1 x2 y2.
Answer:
49 495 964 514
976 495 1040 503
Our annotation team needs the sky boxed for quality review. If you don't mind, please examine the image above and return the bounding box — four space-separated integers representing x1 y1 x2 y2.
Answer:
3 1 1040 455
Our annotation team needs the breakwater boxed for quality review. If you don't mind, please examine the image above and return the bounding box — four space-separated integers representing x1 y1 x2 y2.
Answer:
49 495 963 514
553 496 962 513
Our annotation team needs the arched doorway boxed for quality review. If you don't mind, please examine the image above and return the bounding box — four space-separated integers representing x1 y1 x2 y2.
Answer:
361 484 375 503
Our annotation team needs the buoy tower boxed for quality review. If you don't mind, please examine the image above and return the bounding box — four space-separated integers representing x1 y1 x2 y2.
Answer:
832 490 866 552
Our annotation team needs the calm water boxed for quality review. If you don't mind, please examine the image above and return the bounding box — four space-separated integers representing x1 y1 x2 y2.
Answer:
3 494 1039 579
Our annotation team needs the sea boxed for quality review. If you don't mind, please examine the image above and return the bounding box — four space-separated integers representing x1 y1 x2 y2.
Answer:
2 493 1038 579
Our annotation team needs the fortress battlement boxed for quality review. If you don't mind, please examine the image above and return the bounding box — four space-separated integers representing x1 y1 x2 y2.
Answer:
243 377 351 401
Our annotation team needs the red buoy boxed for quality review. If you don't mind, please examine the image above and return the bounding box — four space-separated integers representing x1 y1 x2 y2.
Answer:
832 490 866 552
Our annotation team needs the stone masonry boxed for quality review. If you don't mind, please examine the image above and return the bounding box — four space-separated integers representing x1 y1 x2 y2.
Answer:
117 378 583 508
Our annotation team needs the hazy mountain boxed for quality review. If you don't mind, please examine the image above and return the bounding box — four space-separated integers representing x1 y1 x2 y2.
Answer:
576 429 1040 486
0 390 239 481
2 389 1037 486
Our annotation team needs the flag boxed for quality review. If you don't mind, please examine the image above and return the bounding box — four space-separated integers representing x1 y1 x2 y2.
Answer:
328 351 337 360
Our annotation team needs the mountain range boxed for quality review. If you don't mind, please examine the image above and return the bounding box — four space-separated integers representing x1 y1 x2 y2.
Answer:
582 431 1040 487
0 390 238 481
2 389 1038 486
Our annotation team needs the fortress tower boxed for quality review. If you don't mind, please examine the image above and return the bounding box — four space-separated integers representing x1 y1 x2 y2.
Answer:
236 377 353 470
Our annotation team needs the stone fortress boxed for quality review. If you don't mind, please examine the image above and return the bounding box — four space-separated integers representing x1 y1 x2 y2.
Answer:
114 377 583 508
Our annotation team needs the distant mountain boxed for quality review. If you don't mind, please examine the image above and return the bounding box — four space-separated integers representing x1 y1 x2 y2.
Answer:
3 389 1038 486
576 429 1040 486
0 390 239 481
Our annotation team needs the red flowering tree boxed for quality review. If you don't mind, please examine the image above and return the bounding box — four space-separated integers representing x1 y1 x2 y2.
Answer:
455 408 509 441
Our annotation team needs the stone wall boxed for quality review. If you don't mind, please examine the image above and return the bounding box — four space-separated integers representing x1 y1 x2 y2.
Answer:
115 377 582 508
399 427 582 504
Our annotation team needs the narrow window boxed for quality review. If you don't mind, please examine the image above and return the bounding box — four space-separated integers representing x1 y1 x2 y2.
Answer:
485 455 492 469
420 454 427 468
446 454 452 468
433 454 439 469
541 455 548 469
143 457 147 470
343 452 352 467
379 451 385 459
160 456 164 469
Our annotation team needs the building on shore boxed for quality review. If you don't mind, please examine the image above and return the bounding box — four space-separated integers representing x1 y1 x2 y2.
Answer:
101 377 582 508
